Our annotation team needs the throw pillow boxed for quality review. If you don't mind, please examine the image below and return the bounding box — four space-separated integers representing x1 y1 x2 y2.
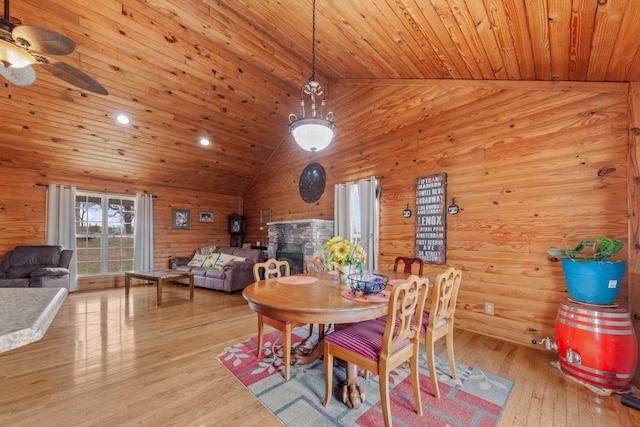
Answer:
196 244 218 256
213 253 234 269
187 253 208 267
233 256 246 262
202 252 220 268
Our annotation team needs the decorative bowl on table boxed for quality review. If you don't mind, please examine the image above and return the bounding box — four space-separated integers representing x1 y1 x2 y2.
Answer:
347 272 389 296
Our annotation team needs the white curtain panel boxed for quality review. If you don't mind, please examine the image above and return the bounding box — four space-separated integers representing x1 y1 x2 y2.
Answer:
334 176 379 270
133 194 154 271
46 184 78 291
358 176 379 270
334 183 355 240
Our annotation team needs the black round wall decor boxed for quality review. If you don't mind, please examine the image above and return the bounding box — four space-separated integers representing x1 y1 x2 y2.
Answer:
299 162 326 203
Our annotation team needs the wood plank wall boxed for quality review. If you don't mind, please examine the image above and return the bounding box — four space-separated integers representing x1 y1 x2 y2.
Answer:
243 79 631 348
0 78 633 352
0 167 241 291
628 82 640 386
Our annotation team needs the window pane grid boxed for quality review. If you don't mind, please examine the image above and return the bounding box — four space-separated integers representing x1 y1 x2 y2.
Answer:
76 193 135 276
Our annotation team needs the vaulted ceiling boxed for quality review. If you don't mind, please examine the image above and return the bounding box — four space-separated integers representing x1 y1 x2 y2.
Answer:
1 0 639 195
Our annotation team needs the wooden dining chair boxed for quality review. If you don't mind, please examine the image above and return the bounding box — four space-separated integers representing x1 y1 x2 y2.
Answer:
421 266 463 398
323 275 430 427
253 259 306 380
394 256 424 276
304 255 328 337
305 255 326 273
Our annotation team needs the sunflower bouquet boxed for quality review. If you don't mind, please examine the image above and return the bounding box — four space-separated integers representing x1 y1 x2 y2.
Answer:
318 236 366 270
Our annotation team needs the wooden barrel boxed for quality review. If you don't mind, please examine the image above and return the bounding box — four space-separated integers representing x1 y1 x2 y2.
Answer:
555 299 637 390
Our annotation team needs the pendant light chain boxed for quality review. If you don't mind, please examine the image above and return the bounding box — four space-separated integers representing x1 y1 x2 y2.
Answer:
310 0 316 82
288 0 335 152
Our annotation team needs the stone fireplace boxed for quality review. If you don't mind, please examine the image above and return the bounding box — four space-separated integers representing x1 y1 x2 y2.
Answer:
267 219 334 273
276 242 305 274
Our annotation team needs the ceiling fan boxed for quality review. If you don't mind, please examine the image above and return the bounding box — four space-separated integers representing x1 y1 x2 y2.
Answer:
0 0 107 95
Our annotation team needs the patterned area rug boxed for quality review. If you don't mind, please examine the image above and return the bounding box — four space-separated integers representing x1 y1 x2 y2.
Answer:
218 328 513 427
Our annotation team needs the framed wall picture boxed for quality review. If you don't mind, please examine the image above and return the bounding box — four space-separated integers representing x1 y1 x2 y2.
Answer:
260 208 271 224
199 211 213 223
172 208 190 229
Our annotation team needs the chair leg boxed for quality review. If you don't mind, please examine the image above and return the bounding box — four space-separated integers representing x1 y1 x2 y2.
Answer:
323 344 334 407
447 329 457 380
379 370 392 427
257 314 264 358
283 324 292 380
426 335 440 399
410 350 423 416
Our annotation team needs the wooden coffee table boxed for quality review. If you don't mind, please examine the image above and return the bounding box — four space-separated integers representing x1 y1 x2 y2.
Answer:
125 269 194 306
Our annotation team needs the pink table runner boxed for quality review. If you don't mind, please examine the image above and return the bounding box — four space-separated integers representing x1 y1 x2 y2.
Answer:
340 288 390 303
276 276 319 285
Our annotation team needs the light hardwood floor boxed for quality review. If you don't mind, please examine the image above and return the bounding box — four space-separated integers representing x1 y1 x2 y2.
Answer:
0 283 638 426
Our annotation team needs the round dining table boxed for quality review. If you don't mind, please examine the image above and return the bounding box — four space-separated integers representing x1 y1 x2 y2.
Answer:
242 269 412 409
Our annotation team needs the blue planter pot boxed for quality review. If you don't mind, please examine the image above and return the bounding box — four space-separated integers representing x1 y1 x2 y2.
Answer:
561 259 627 305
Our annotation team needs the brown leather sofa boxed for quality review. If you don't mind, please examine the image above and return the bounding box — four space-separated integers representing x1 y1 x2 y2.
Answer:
171 245 262 293
0 245 73 289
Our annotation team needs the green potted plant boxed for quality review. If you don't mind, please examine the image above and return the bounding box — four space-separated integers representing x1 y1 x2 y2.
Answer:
547 230 626 305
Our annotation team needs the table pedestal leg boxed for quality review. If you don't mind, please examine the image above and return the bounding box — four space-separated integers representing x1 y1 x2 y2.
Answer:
292 338 324 364
342 362 365 409
290 332 364 410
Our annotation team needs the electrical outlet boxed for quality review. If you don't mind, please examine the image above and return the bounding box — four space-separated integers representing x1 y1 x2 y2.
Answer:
484 302 495 315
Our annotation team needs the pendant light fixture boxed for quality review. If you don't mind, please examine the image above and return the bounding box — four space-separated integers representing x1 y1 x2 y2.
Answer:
288 0 335 152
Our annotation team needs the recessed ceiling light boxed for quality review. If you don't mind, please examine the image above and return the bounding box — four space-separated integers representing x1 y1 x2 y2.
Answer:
199 137 210 146
115 113 130 125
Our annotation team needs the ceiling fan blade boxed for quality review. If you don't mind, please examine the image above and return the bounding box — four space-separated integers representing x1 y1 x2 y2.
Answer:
0 64 36 86
12 25 75 55
40 61 108 95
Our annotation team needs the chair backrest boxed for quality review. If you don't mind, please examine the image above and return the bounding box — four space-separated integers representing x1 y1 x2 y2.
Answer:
428 267 462 331
393 256 424 276
305 255 326 273
253 258 290 281
381 275 430 358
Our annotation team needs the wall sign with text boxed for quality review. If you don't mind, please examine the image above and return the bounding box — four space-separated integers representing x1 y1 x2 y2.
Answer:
415 173 447 264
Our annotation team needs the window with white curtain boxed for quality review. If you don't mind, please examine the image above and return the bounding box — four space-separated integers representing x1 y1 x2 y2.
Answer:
335 176 380 270
75 192 136 275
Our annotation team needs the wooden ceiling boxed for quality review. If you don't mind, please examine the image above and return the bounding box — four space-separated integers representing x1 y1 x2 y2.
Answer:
1 0 639 195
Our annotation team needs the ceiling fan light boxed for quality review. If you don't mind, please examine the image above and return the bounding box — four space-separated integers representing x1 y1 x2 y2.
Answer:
0 64 36 87
290 117 335 152
0 39 35 69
